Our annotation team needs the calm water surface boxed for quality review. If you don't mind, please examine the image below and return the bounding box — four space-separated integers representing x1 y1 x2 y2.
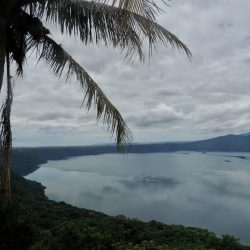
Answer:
27 152 250 244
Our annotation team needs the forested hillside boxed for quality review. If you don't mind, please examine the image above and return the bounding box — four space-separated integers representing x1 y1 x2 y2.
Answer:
0 173 249 250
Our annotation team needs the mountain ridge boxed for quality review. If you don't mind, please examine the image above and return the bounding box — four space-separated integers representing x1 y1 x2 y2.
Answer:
12 133 250 176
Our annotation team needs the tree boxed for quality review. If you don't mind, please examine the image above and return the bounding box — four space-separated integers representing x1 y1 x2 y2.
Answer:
0 0 191 201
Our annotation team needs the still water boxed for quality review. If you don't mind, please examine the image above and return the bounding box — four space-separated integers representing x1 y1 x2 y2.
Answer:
27 152 250 243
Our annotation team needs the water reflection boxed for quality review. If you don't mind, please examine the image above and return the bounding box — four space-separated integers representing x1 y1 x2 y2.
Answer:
27 152 250 244
121 176 179 189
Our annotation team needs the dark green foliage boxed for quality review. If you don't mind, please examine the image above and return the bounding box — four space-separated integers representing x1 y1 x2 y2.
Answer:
0 173 249 250
0 201 37 250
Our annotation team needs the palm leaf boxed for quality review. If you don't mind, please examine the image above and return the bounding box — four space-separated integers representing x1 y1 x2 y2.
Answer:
0 19 6 91
108 0 167 20
27 35 132 150
24 0 191 59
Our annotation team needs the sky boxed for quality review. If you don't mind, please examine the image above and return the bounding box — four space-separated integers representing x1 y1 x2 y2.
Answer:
7 0 250 146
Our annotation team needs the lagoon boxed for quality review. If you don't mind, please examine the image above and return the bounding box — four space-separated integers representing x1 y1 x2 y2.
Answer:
27 152 250 244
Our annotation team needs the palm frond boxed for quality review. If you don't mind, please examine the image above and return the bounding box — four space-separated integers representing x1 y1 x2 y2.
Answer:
29 0 145 60
7 26 27 76
0 19 6 91
25 0 191 60
107 0 168 20
133 14 191 57
7 9 51 76
27 35 133 150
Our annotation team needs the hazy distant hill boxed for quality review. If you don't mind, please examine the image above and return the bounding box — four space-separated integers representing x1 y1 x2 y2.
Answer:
131 134 250 153
175 133 250 152
12 133 250 176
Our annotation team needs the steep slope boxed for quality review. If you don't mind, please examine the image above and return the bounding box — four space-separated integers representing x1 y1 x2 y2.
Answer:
0 173 249 250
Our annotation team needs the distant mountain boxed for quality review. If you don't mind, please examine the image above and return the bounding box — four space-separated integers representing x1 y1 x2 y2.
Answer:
240 132 250 136
173 133 250 152
129 134 250 153
12 133 250 176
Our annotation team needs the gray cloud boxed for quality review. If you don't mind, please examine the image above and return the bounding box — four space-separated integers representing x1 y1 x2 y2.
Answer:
8 0 250 146
34 112 74 121
127 103 185 128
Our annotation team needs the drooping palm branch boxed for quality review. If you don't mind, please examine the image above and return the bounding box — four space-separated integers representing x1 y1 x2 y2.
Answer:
109 0 168 21
0 19 6 91
15 0 190 146
0 0 191 201
25 0 191 59
27 34 133 149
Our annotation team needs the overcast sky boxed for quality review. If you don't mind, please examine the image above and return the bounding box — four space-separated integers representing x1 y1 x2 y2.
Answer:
8 0 250 146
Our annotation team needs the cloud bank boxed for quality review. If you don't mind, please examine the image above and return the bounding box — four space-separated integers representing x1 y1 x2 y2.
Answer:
7 0 250 146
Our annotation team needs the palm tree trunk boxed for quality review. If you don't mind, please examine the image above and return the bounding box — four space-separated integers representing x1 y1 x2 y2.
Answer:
0 18 6 92
0 18 10 202
0 51 12 202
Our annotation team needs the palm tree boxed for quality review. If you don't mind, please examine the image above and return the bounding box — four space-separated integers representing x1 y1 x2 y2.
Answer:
0 0 191 201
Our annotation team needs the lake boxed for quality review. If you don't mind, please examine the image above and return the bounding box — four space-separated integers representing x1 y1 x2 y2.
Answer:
26 151 250 244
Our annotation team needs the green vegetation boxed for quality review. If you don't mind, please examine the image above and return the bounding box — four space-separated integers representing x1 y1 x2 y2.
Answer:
0 173 249 250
